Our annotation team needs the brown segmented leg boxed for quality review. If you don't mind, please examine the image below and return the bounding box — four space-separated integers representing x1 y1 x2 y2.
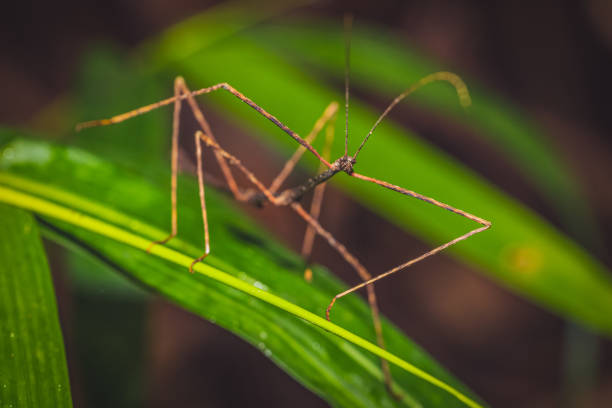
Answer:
196 132 283 206
326 172 491 321
289 202 398 398
144 77 243 255
145 77 183 252
195 132 397 394
269 101 338 194
324 70 484 314
189 130 211 273
76 81 332 169
174 78 246 202
300 111 337 282
77 77 335 253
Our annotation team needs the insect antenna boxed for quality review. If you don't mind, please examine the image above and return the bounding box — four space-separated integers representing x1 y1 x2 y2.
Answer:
352 71 472 160
343 13 353 157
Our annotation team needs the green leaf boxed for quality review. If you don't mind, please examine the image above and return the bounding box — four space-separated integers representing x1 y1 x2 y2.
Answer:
0 204 73 407
0 135 486 408
43 224 149 408
133 20 612 336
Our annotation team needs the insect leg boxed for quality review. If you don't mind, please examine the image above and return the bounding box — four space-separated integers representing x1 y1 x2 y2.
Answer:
326 172 491 319
196 135 397 390
175 78 247 201
290 202 399 398
300 112 337 281
145 77 183 252
263 100 338 281
268 102 338 194
76 82 332 169
189 129 211 273
196 132 283 206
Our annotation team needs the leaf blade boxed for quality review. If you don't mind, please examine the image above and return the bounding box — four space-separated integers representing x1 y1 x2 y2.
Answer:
0 135 486 408
0 204 73 408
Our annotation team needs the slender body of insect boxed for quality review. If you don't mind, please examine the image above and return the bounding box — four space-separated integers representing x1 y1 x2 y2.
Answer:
76 18 491 398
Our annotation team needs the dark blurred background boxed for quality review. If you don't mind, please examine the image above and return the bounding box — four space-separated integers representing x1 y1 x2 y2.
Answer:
2 1 612 407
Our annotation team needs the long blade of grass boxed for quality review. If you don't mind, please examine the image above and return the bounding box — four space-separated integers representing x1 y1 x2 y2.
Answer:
0 204 73 408
0 186 479 408
0 134 486 408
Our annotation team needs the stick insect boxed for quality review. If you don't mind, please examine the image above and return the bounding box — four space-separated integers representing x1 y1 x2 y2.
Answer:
76 16 491 397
